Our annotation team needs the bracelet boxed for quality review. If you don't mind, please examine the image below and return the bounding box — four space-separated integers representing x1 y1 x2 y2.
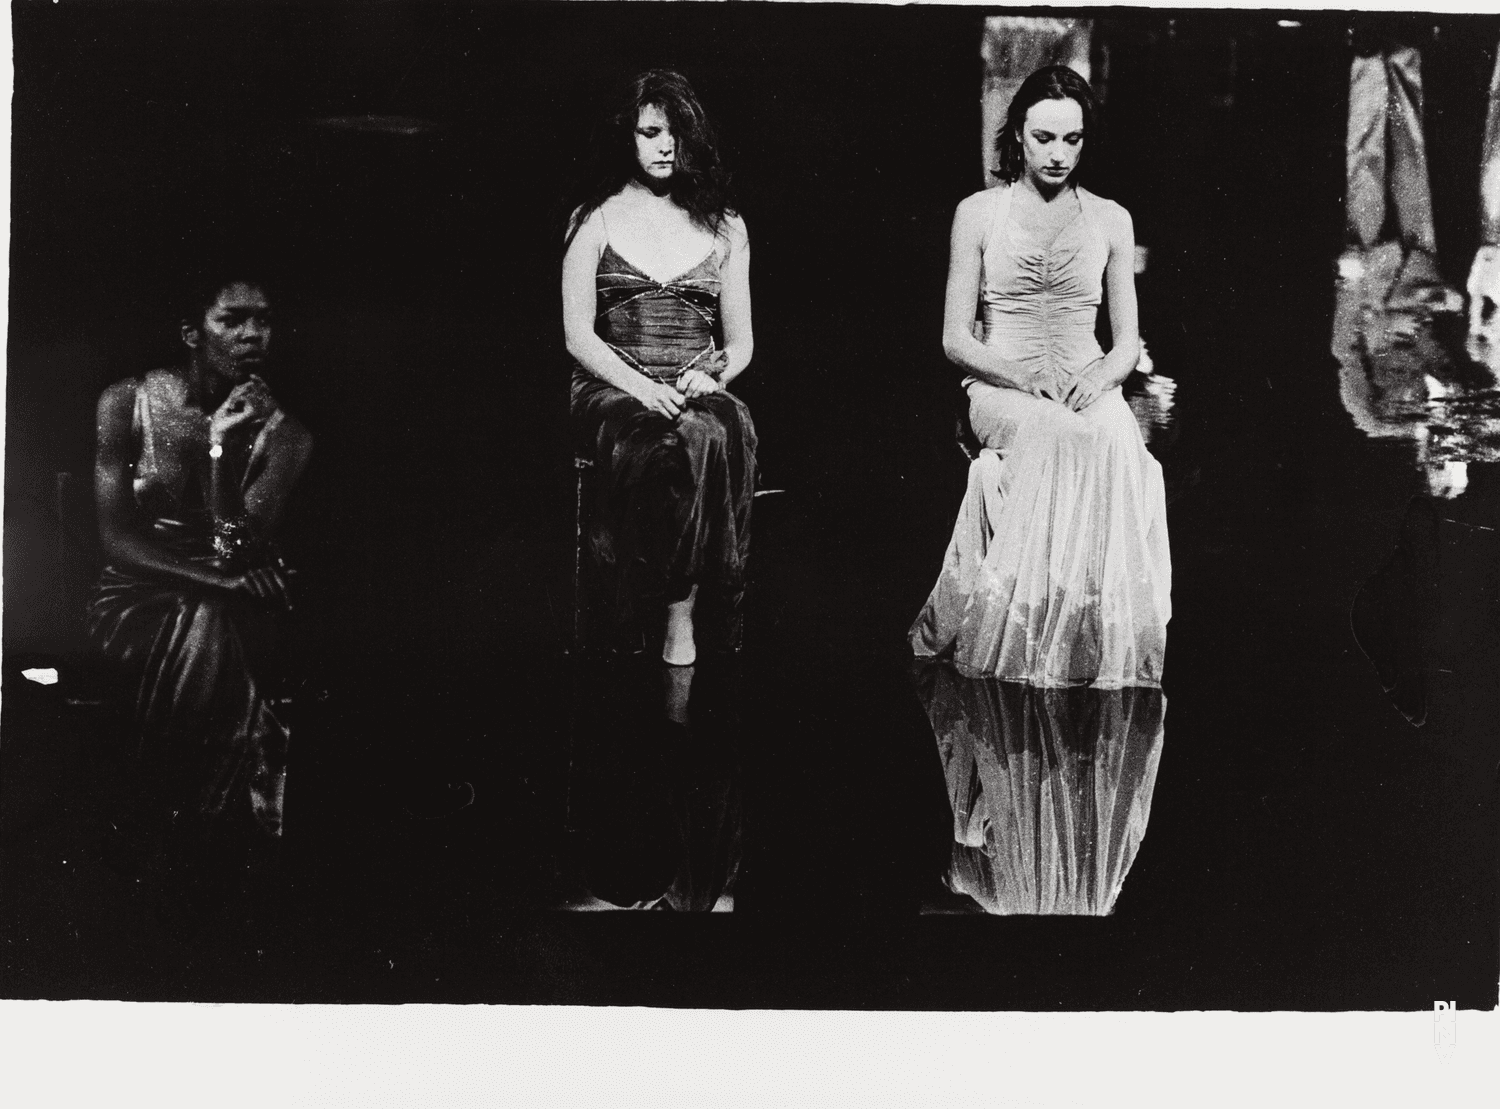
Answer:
211 514 267 564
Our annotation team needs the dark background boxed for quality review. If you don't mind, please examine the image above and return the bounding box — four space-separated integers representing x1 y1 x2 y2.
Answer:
4 2 1499 1009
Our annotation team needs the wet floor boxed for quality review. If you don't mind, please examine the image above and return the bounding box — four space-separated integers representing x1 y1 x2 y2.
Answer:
4 6 1500 1010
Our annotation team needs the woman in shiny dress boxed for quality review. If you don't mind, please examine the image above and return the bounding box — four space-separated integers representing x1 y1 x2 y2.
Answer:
563 70 756 666
90 275 311 858
910 66 1170 688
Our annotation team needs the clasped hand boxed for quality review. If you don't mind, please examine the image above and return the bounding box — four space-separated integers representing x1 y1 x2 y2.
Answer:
225 559 295 612
635 351 727 419
209 375 279 446
678 349 728 398
1030 360 1107 412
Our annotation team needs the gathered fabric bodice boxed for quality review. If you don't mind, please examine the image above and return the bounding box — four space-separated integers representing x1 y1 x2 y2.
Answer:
979 185 1110 383
592 242 723 384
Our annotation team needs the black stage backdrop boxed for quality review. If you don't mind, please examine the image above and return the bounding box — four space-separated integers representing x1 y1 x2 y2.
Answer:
5 2 1500 1009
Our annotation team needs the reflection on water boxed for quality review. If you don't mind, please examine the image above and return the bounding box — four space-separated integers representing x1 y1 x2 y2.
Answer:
1336 243 1500 726
1334 241 1500 495
1124 343 1179 449
913 662 1164 916
557 657 742 911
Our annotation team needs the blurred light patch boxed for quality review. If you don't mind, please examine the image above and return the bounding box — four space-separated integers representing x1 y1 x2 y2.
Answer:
308 114 438 135
1277 20 1302 29
22 668 59 685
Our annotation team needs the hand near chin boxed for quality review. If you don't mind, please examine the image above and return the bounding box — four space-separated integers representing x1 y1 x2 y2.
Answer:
210 377 279 444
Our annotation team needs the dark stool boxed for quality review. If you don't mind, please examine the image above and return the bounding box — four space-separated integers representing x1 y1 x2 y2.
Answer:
572 454 596 654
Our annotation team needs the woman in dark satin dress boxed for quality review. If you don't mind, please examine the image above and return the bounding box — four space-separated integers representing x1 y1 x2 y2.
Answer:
563 70 757 666
90 274 312 868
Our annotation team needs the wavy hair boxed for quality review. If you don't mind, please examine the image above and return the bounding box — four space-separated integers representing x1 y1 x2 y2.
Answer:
564 70 736 247
992 65 1097 186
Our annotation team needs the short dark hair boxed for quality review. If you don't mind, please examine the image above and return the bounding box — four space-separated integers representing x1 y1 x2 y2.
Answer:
992 65 1097 186
178 269 272 331
565 69 736 247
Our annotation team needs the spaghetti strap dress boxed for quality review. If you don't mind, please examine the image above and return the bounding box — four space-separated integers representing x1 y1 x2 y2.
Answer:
571 238 758 648
909 185 1171 688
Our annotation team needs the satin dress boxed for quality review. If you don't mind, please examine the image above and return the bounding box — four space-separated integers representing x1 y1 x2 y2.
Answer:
86 369 290 837
910 186 1171 688
571 241 758 647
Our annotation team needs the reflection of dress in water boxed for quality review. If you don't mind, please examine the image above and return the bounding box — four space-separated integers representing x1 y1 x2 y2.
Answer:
564 657 742 911
571 242 758 643
86 370 289 836
915 662 1164 915
910 186 1171 688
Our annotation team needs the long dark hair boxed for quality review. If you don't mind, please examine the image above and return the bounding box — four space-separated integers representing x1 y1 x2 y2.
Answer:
564 69 736 247
992 65 1097 186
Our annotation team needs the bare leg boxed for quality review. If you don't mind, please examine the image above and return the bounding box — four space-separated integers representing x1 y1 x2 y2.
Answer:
663 584 698 666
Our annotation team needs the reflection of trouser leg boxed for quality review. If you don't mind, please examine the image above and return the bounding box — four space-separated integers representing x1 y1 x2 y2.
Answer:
1346 53 1389 249
1345 48 1437 253
1479 42 1500 247
1386 47 1437 254
1468 42 1500 336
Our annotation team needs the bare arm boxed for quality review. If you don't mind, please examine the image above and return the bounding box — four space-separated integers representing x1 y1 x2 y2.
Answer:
715 214 753 387
242 413 313 531
94 380 233 591
1063 202 1141 411
940 191 1041 392
562 207 685 418
205 375 310 530
1095 203 1141 389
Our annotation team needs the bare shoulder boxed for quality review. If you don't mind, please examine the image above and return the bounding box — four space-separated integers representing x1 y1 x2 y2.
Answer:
96 376 140 422
719 210 749 256
1085 189 1134 241
952 187 1002 244
95 377 143 464
565 204 607 250
956 186 1002 221
271 409 314 458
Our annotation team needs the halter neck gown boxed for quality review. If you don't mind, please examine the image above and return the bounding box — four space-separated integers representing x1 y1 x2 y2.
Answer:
909 185 1171 688
572 237 758 648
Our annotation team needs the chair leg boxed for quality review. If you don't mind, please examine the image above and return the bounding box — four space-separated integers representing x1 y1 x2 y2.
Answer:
573 465 585 654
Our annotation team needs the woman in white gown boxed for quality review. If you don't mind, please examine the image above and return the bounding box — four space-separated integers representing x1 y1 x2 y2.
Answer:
910 66 1171 689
